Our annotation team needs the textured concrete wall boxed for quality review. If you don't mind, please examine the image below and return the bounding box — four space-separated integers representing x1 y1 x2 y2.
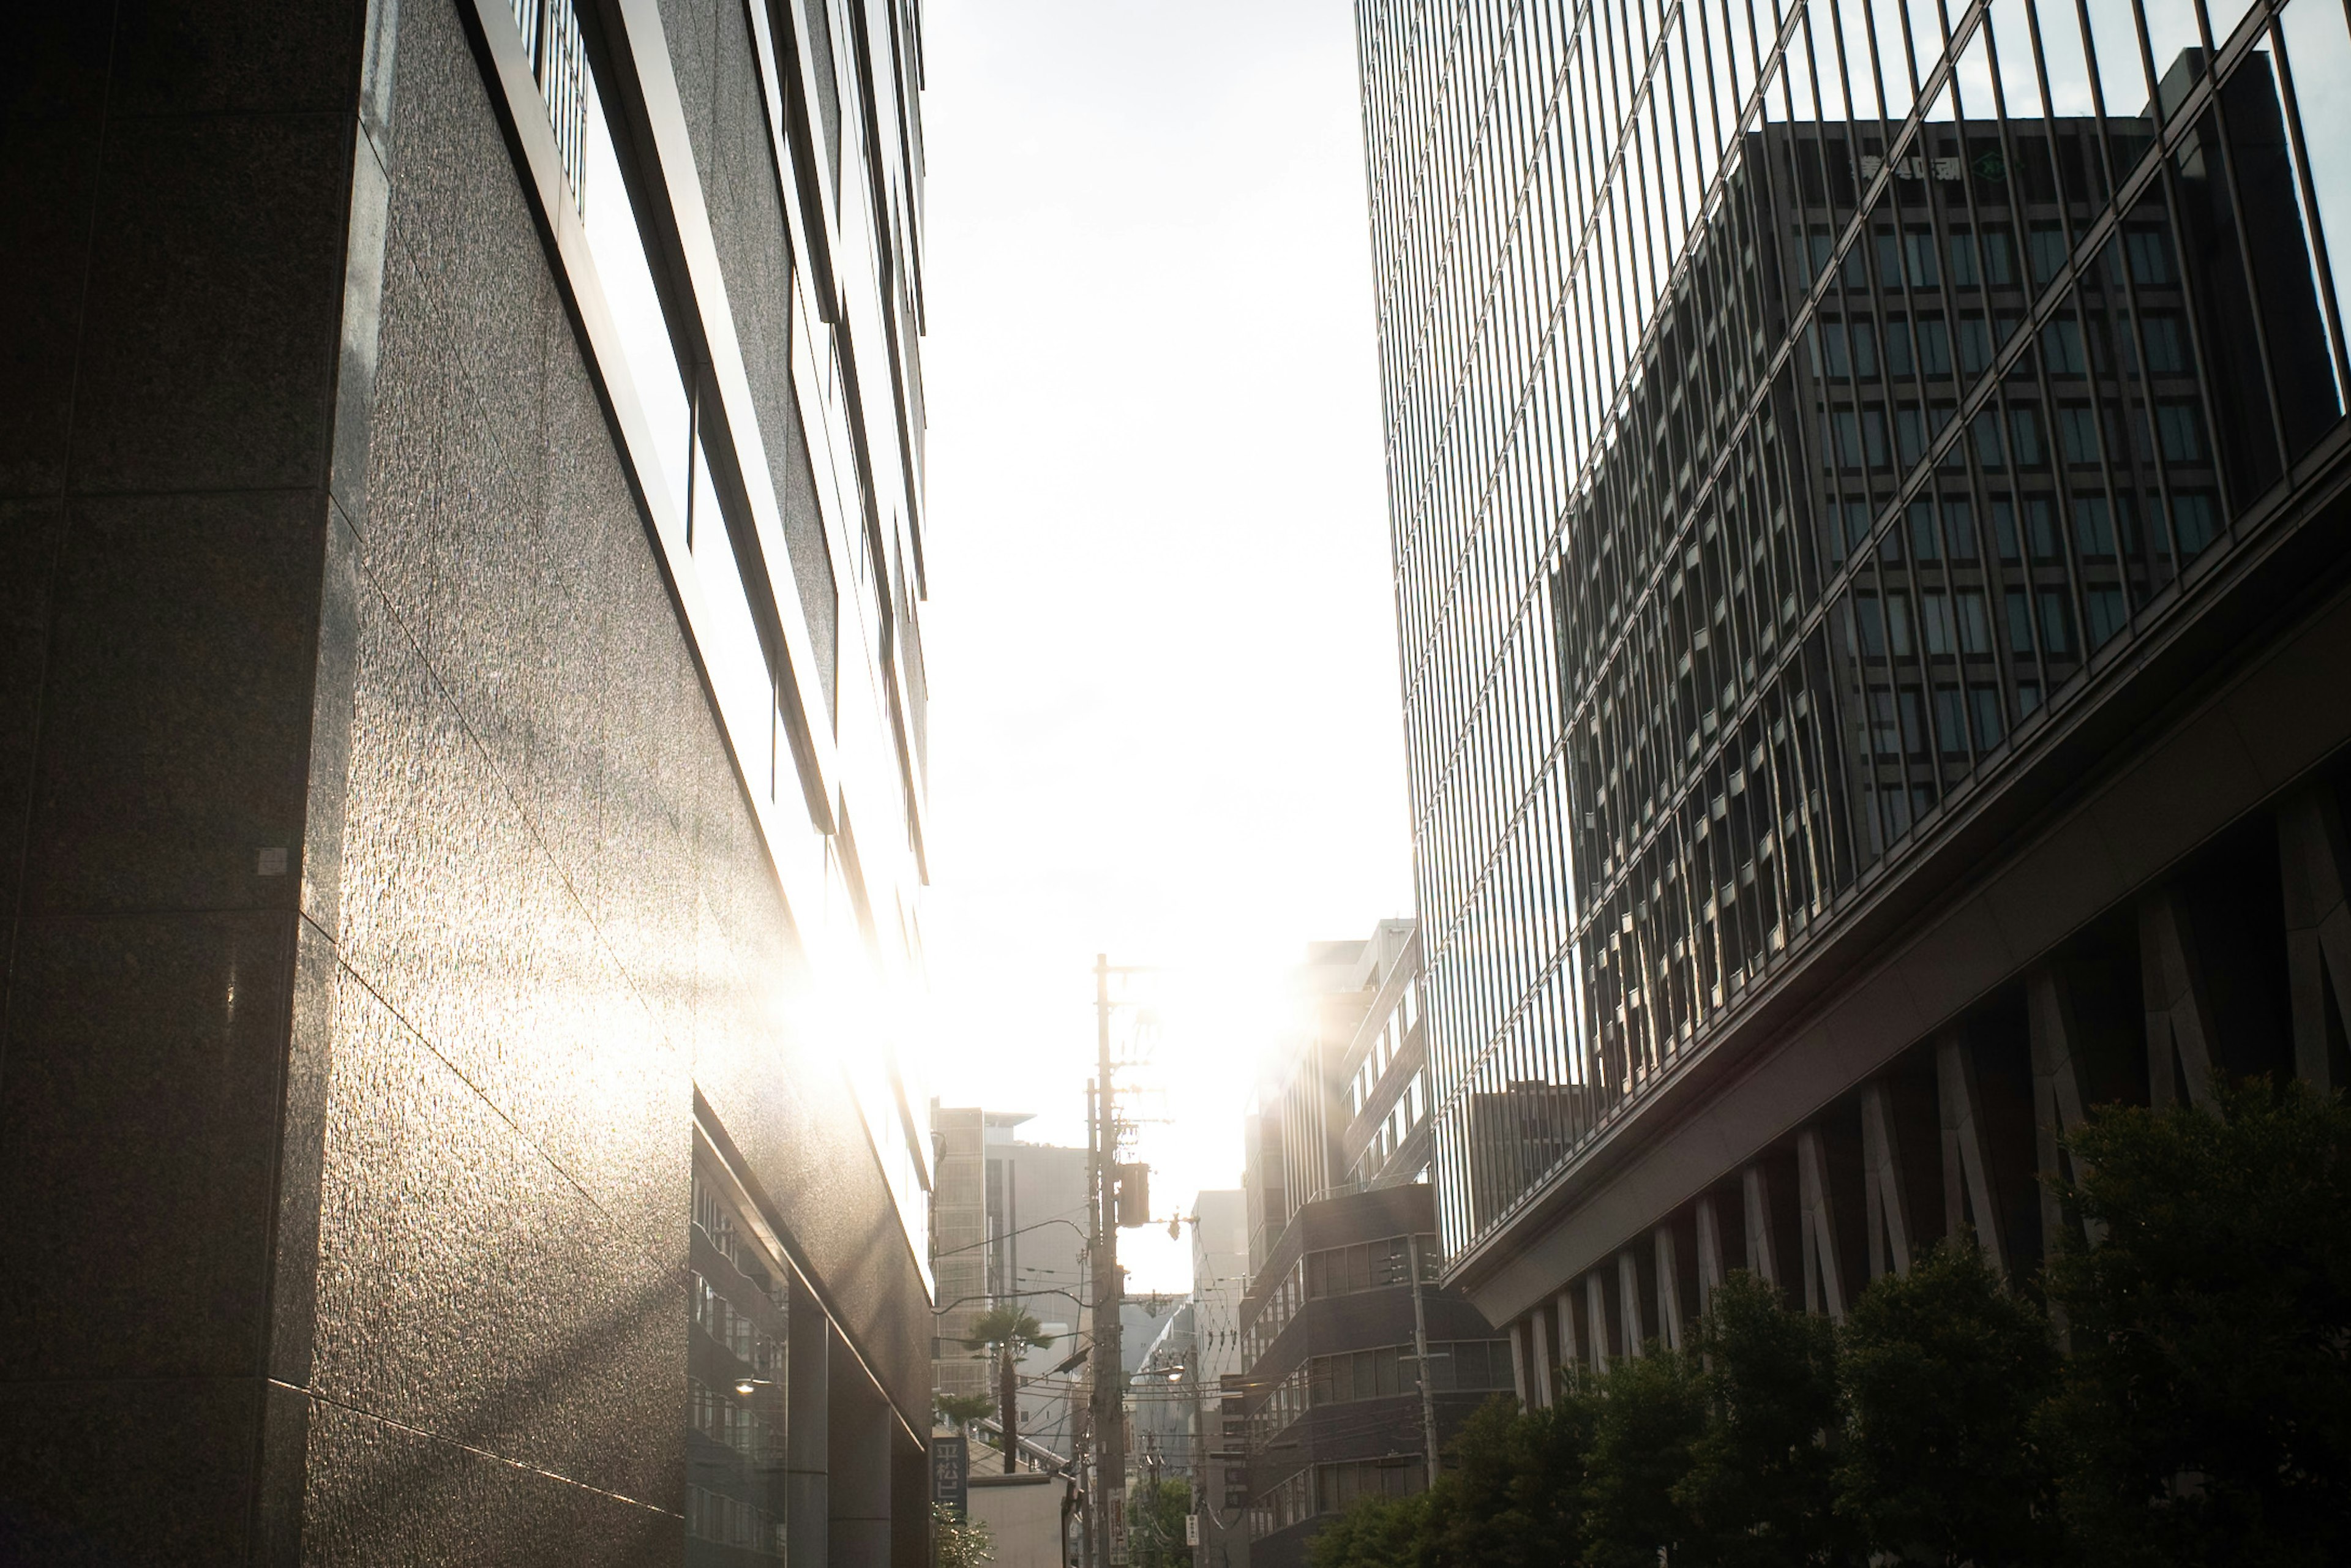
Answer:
0 0 929 1560
0 2 374 1561
306 0 924 1556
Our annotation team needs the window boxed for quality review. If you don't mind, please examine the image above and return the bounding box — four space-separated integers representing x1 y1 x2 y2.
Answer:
691 1157 789 1563
1970 686 2004 748
2073 497 2115 554
2142 313 2189 373
1944 498 1978 557
2127 227 2175 284
1899 688 1928 753
2028 223 2069 283
2085 588 2128 648
1959 315 1996 375
2038 590 2075 656
1935 686 1968 753
1908 501 1940 558
2057 405 2099 465
2157 402 2205 462
1915 315 1953 375
1922 592 1957 655
2042 319 2088 375
2172 492 2220 555
1955 591 1991 653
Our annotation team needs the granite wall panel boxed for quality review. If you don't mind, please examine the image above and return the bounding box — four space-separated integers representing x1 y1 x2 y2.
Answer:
307 0 929 1536
299 1398 678 1568
0 1376 264 1566
0 909 294 1381
24 490 330 917
309 969 682 1506
0 500 65 923
336 568 689 1270
0 117 102 498
66 109 348 495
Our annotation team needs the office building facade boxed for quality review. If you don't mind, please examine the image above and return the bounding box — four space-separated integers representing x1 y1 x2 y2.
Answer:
2 0 939 1561
1356 0 2351 1373
1222 933 1507 1566
928 1109 1092 1466
1231 1186 1512 1568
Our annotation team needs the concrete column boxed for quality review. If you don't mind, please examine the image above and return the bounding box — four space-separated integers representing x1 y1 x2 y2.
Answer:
830 1337 892 1568
1554 1288 1580 1378
789 1278 831 1568
1507 1316 1531 1407
1527 1300 1555 1408
2139 885 2220 1111
891 1435 928 1568
1584 1273 1611 1374
1693 1195 1727 1312
1796 1128 1847 1321
1616 1252 1646 1358
1741 1165 1779 1287
1937 1032 2007 1275
2277 784 2351 1090
1654 1226 1684 1352
2028 966 2102 1254
1860 1083 1913 1280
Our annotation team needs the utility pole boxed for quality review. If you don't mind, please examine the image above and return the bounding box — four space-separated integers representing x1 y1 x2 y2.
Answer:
1081 1079 1099 1568
1092 954 1128 1568
1405 1232 1439 1487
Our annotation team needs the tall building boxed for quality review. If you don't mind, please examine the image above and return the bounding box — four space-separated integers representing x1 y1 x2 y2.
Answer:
1246 920 1427 1275
1223 931 1505 1568
2 0 940 1561
1357 0 2351 1382
1188 1189 1250 1568
928 1107 1093 1466
984 1114 1092 1464
933 1106 992 1409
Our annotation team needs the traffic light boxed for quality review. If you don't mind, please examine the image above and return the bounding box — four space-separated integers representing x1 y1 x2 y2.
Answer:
1116 1163 1150 1228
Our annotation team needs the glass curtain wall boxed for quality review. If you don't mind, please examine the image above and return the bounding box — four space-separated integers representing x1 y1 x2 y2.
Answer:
1357 0 2351 1255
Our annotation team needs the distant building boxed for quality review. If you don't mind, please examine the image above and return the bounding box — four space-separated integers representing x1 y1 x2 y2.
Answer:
932 1106 992 1409
1248 921 1427 1276
929 1107 1092 1467
1190 1190 1251 1568
1233 1187 1509 1568
1225 928 1506 1568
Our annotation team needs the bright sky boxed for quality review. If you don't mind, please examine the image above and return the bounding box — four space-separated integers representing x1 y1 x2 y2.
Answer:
915 0 1411 1294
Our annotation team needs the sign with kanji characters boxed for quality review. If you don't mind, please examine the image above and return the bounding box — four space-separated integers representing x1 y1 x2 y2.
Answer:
931 1434 968 1518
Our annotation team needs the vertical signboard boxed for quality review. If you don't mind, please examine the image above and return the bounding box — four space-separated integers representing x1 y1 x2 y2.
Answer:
1107 1491 1129 1566
931 1433 969 1520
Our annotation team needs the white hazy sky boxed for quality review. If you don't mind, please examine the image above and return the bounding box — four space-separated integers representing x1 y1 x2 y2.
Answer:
915 0 1411 1292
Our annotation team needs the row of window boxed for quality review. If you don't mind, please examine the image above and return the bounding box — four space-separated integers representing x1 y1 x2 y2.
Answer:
689 1379 782 1463
1253 1339 1516 1446
1243 1458 1432 1539
1367 0 2351 1253
1244 1233 1444 1362
685 1485 783 1558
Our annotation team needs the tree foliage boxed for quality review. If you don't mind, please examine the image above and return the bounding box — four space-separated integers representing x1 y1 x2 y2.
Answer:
1835 1237 2060 1566
1679 1270 1846 1567
1127 1477 1193 1568
2044 1076 2351 1567
934 1392 996 1430
961 1307 1056 1357
1581 1352 1702 1568
1305 1075 2351 1568
932 1502 992 1568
